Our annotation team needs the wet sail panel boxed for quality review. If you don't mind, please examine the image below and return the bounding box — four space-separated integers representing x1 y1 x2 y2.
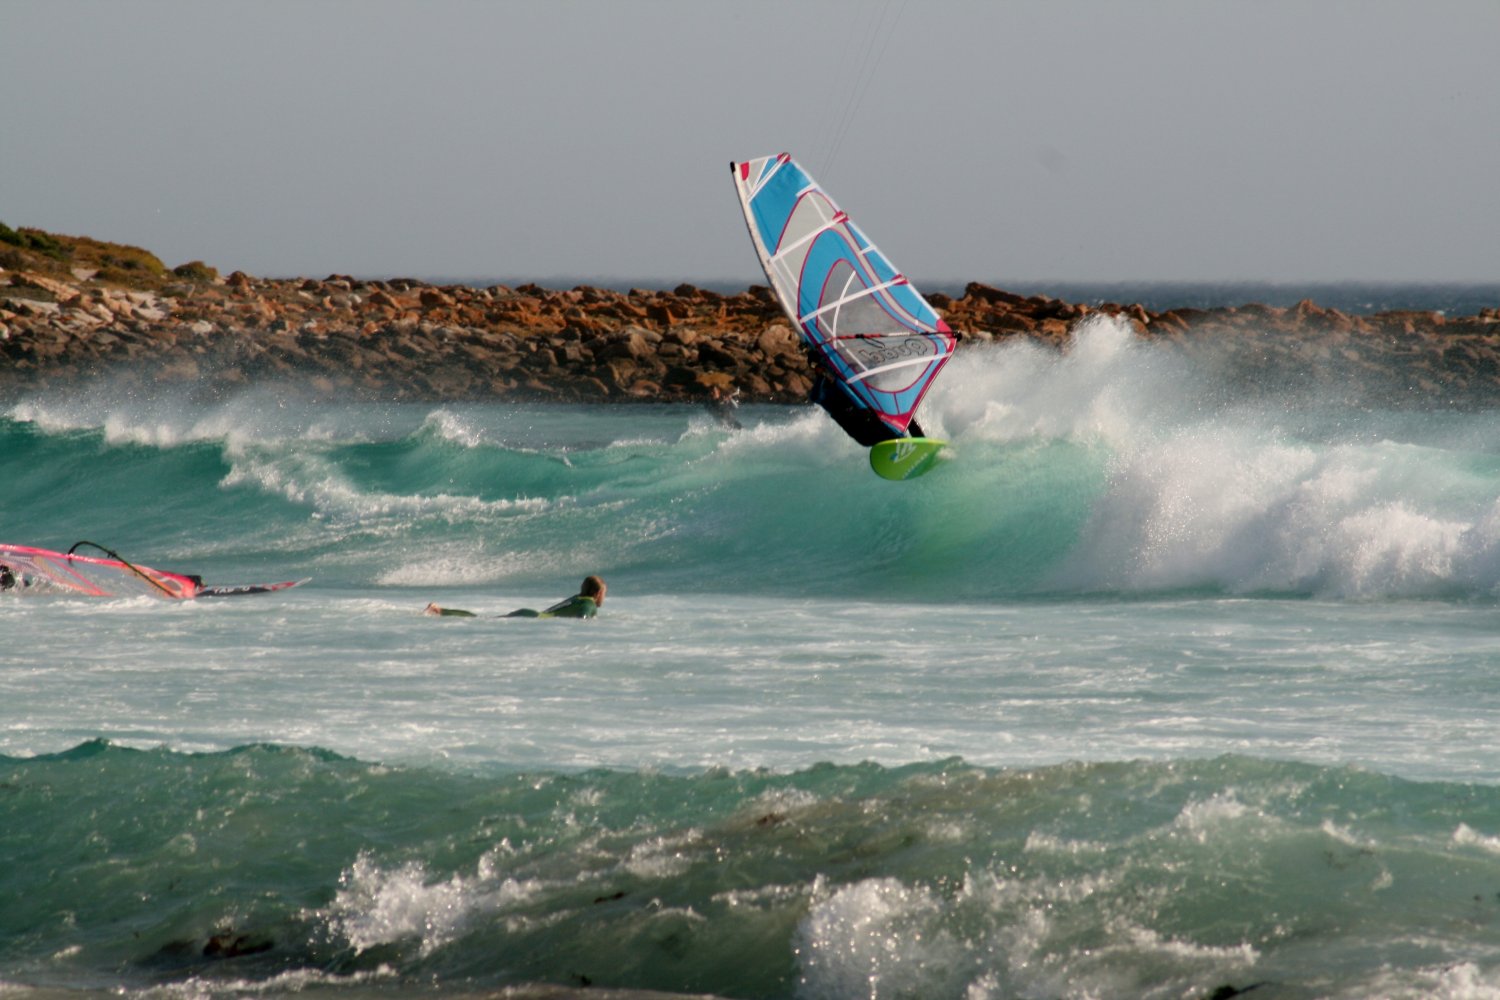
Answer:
0 543 201 598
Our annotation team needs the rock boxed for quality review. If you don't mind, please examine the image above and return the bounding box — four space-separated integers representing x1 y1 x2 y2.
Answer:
756 323 799 358
963 282 1029 307
12 271 81 303
12 299 61 317
697 341 739 369
596 330 652 361
419 288 454 309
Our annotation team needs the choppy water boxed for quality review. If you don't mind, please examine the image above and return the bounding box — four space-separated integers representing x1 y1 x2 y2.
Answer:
6 316 1500 998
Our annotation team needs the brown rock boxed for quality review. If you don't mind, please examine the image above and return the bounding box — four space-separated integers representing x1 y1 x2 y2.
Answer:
420 288 454 310
595 330 653 361
756 323 799 358
697 342 739 369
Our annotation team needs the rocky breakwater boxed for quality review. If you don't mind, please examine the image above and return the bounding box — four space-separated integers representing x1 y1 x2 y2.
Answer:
0 268 814 402
3 263 1500 406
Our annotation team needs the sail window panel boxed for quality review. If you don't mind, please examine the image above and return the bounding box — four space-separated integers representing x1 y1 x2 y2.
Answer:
817 260 909 338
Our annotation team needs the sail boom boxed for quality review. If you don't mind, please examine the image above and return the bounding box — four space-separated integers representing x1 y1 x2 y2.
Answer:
828 330 940 341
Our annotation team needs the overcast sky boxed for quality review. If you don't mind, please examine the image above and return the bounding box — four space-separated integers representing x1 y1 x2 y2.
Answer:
4 1 1497 285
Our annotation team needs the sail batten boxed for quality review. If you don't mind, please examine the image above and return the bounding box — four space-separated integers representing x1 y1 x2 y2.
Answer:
730 154 956 438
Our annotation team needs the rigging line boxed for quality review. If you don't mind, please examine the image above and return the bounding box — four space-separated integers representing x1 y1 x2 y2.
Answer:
817 3 870 172
67 539 178 598
822 23 876 173
817 8 863 170
824 0 907 174
824 0 892 172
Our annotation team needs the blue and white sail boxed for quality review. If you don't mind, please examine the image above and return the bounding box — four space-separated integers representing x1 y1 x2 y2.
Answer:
730 153 957 438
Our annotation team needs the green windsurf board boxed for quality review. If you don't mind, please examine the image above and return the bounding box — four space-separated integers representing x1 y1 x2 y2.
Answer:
869 438 946 481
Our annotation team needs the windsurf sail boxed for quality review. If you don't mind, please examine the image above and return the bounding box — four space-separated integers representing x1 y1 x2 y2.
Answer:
0 542 203 599
730 153 957 441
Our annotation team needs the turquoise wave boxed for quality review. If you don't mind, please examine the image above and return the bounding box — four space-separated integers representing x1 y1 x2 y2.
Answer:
9 324 1500 601
0 396 1105 599
5 741 1500 999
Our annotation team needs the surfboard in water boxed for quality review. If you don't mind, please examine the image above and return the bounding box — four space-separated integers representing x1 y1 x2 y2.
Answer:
0 542 306 599
730 154 957 478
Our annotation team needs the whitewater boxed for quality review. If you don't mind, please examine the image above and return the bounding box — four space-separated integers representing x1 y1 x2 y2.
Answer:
6 316 1500 999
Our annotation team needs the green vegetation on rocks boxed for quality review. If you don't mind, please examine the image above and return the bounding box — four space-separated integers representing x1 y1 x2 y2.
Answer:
0 221 172 288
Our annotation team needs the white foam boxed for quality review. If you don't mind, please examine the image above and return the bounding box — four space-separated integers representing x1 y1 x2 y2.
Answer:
1023 830 1109 854
419 408 488 448
326 850 541 956
935 315 1188 447
794 876 954 1000
372 547 545 587
9 384 374 450
623 829 703 879
1348 960 1500 1000
1125 924 1259 965
1172 793 1253 843
932 317 1500 599
221 447 552 527
1452 823 1500 855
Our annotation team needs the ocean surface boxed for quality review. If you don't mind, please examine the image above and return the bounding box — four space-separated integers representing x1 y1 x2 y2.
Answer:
7 310 1500 999
556 279 1500 318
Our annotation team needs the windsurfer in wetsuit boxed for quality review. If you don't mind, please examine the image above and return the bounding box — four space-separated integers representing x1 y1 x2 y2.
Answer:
707 384 743 430
0 564 17 591
808 369 924 446
424 575 606 619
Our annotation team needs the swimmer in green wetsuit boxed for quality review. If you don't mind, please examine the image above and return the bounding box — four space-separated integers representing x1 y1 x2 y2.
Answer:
425 575 606 619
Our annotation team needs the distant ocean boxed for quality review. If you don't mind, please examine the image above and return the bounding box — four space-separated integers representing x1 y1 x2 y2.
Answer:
983 281 1500 317
7 305 1500 999
476 279 1500 317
